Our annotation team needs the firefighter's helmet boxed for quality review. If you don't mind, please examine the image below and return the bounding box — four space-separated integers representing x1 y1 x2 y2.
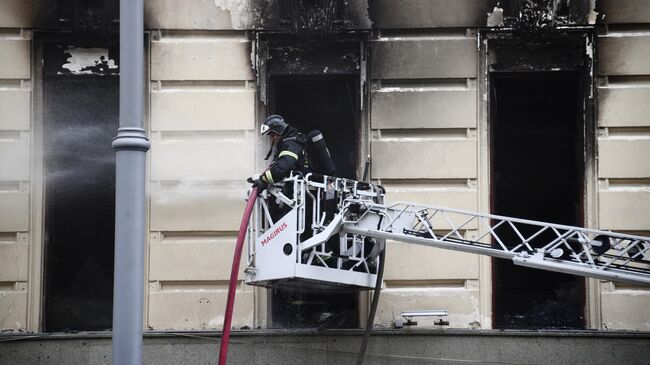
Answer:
261 115 288 136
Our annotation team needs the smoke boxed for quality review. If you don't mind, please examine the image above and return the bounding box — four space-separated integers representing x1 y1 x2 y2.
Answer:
213 0 252 29
45 124 116 186
153 179 250 206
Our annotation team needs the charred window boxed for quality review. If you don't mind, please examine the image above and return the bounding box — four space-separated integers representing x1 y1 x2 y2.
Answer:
42 41 118 331
273 75 359 179
491 72 585 329
278 0 346 32
258 35 365 328
269 74 361 328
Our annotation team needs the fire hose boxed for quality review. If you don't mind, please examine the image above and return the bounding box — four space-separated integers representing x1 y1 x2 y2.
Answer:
218 187 258 365
218 183 383 364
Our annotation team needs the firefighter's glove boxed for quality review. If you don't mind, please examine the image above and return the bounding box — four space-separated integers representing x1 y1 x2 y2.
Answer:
247 175 267 193
253 179 267 192
246 176 256 184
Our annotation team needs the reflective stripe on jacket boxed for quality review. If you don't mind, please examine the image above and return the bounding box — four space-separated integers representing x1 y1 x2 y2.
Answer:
260 127 308 184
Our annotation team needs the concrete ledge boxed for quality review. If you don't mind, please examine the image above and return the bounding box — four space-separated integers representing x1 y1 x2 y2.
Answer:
2 330 650 364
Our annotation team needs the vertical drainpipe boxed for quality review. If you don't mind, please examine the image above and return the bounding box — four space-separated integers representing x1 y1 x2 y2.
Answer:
112 0 149 364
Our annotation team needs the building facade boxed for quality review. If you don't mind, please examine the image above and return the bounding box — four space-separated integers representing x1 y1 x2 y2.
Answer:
1 0 649 334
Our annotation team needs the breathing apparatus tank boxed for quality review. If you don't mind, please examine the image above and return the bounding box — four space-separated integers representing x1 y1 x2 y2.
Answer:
306 130 336 176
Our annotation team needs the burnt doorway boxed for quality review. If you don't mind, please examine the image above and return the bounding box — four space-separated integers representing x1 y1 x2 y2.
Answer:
42 41 118 331
491 72 586 329
268 74 361 328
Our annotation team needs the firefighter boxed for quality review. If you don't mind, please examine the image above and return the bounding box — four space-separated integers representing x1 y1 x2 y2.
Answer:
248 115 309 191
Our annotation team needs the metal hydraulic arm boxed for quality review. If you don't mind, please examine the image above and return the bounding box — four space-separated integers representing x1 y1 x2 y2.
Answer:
343 198 650 287
245 175 650 290
238 174 650 365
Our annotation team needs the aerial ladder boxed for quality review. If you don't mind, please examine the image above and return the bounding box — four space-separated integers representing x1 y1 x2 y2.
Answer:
245 173 650 289
219 173 650 365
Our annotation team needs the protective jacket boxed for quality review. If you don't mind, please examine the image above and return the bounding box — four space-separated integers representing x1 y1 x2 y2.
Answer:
261 127 309 185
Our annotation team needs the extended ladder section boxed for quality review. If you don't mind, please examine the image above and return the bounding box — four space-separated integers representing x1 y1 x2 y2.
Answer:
245 175 650 290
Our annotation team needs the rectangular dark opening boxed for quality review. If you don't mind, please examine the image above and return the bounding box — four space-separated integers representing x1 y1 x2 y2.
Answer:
269 74 360 328
42 42 118 331
490 71 586 329
272 75 359 179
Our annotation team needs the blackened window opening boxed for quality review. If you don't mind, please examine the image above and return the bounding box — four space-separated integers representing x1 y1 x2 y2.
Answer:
269 75 360 329
272 75 359 180
491 72 586 329
43 42 118 331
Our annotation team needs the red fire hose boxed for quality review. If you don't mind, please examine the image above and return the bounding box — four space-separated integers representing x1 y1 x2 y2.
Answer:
218 187 258 365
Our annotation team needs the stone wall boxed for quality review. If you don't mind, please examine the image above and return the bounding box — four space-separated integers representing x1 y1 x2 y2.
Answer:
0 0 33 331
147 29 257 329
368 2 485 328
596 0 650 330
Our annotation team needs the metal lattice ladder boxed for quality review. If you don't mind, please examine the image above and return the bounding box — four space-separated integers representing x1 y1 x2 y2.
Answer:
245 175 650 289
343 199 650 287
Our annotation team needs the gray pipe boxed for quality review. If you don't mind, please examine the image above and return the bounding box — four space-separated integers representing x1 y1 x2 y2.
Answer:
112 0 149 364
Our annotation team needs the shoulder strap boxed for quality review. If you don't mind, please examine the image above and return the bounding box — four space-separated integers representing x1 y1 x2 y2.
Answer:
282 134 306 145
